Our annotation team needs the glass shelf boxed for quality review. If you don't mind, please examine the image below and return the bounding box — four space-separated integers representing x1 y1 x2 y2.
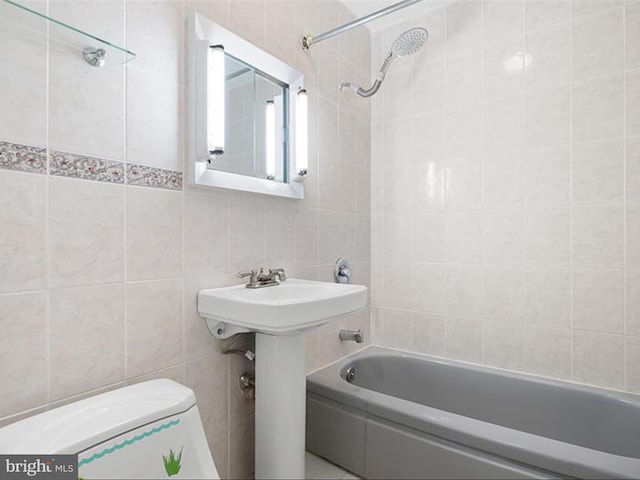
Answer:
1 0 136 65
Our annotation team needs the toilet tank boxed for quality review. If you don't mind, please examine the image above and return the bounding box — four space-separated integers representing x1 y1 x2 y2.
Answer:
0 379 220 480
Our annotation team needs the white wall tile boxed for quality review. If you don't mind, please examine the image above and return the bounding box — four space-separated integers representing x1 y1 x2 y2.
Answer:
525 0 570 31
412 213 446 263
185 355 229 440
482 210 524 264
572 73 624 143
228 195 265 272
127 187 183 281
412 264 446 314
525 267 571 327
627 70 640 138
446 316 482 363
573 330 624 389
572 139 624 205
184 192 228 277
572 205 624 268
382 263 412 310
413 59 446 115
626 3 640 70
525 23 570 91
571 8 624 81
447 210 482 263
572 268 624 333
626 336 640 393
49 1 125 160
126 69 182 170
446 264 483 317
384 214 413 262
627 270 640 336
380 308 413 351
264 202 295 268
483 152 524 208
626 204 640 269
446 0 483 55
483 95 525 154
446 49 482 108
50 177 124 287
523 325 571 379
483 320 524 370
446 155 483 209
50 285 124 400
0 9 47 146
446 107 482 157
524 146 570 207
413 313 446 357
0 292 47 417
483 0 524 46
525 207 570 266
572 0 622 18
483 36 525 100
0 170 47 293
524 86 570 148
126 279 183 378
483 265 524 321
126 1 183 83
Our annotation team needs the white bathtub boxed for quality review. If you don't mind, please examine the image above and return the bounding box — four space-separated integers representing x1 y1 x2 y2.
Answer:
306 346 640 479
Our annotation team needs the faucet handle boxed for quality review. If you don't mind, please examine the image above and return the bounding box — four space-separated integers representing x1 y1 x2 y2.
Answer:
237 270 258 284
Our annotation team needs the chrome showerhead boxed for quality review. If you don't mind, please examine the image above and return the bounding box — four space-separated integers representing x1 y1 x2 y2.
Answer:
340 26 428 98
390 27 429 58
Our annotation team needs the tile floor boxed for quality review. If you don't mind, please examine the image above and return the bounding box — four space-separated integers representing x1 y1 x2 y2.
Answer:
305 452 361 479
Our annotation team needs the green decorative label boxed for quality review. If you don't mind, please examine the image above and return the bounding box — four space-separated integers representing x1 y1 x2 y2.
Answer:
162 447 183 477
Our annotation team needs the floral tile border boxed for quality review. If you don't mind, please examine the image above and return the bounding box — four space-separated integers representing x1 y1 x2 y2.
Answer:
126 163 182 191
50 150 125 184
0 141 47 174
0 141 183 190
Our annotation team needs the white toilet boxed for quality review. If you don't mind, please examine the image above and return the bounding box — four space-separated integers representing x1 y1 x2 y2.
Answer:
0 379 220 479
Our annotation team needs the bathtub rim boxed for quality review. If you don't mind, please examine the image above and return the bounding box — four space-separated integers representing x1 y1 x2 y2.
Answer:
306 345 640 479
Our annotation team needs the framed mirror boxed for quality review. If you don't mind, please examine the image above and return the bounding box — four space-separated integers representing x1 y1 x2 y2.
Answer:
188 13 307 199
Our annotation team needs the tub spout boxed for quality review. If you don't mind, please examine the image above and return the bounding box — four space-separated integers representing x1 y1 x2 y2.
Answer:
339 328 363 343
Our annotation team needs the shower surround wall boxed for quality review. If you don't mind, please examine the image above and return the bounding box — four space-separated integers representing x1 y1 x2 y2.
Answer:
371 0 640 393
0 0 371 477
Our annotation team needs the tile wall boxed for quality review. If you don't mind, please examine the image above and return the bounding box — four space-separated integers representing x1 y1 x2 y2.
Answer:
0 0 371 477
371 0 640 393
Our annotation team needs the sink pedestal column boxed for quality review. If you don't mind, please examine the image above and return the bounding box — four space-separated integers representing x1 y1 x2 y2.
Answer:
255 332 306 479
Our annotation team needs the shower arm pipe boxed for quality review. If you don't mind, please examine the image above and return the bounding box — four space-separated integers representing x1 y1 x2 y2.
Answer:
341 52 394 97
301 0 424 49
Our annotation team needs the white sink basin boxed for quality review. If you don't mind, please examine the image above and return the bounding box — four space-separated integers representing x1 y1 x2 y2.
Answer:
198 278 367 336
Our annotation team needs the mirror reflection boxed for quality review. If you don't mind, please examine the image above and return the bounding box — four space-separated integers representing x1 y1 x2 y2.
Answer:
210 54 289 183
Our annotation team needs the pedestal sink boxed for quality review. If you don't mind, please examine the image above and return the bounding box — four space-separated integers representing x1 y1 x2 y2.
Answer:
197 279 368 479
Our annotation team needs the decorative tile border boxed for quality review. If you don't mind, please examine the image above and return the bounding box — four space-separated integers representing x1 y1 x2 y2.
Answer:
126 163 183 191
0 140 47 174
50 150 125 184
0 141 183 191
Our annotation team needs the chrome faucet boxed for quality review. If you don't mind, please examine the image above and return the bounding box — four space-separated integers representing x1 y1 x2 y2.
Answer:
339 328 364 343
237 268 287 289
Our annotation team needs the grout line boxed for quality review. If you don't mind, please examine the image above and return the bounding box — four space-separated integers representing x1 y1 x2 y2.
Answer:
45 0 51 407
569 0 575 382
623 0 628 391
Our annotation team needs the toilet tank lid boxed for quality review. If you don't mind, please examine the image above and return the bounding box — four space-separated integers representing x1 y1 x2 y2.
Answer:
0 379 196 454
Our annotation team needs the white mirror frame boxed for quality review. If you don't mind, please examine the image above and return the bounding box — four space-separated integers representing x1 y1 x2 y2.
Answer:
188 13 305 199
